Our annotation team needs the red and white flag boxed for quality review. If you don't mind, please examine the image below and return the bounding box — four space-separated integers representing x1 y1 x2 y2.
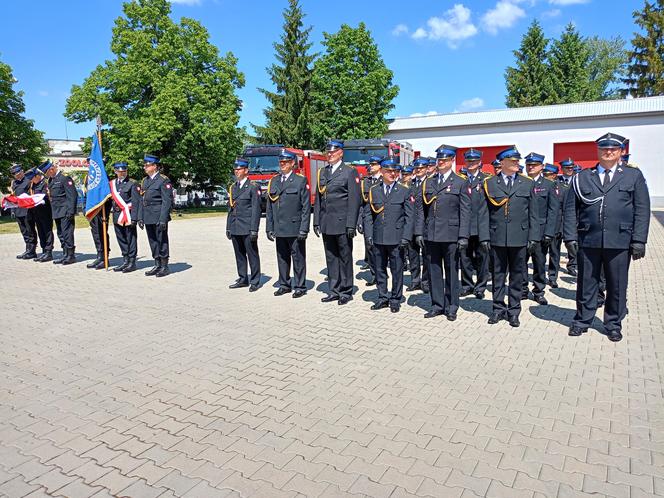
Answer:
1 193 46 209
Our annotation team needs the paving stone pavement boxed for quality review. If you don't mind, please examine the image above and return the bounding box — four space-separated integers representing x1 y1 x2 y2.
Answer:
1 213 663 498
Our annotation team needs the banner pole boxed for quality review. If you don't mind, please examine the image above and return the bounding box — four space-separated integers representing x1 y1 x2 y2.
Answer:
96 118 109 271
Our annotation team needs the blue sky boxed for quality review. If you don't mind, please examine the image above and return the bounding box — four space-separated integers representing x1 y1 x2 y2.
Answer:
0 0 638 140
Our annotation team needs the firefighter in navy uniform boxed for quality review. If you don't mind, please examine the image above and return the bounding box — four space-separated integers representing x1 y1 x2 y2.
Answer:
42 160 78 265
557 158 577 275
266 150 311 298
415 145 472 321
357 156 383 286
110 162 140 273
28 167 54 262
406 157 429 292
9 164 38 259
543 163 568 288
138 154 173 277
564 133 650 342
459 149 491 299
227 158 262 291
522 153 559 305
313 139 362 305
364 159 414 313
482 147 539 328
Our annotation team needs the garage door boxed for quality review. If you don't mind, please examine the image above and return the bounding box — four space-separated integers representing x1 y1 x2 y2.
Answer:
456 145 511 174
553 141 632 169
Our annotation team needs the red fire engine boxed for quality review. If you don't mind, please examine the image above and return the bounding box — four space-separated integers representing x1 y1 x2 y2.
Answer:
342 139 415 177
243 145 327 209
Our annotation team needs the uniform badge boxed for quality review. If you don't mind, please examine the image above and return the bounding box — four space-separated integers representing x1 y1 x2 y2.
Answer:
476 184 480 192
410 195 415 203
68 181 73 186
166 184 172 189
305 184 310 190
355 177 360 184
468 186 472 194
446 186 451 192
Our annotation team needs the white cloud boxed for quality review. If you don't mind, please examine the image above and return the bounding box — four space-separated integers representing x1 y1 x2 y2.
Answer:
542 8 562 18
549 0 590 4
392 24 409 36
38 90 49 97
409 111 438 117
455 97 485 112
411 4 478 48
169 0 202 5
481 1 526 35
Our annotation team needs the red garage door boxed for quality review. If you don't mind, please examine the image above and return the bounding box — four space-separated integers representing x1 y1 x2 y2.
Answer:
456 145 511 174
552 141 630 169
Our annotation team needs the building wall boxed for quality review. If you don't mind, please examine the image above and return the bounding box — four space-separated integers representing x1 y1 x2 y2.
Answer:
386 114 664 203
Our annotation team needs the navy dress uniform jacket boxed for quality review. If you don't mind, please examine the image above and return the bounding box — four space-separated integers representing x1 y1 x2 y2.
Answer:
552 180 569 235
10 177 31 217
483 175 539 247
266 173 311 237
227 180 261 236
465 171 491 238
530 176 559 240
138 174 173 224
313 163 362 235
111 178 140 224
48 172 78 219
415 172 471 243
563 165 650 249
363 183 415 245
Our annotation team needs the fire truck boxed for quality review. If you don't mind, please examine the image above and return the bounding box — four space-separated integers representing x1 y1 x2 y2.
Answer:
342 139 415 177
243 145 327 210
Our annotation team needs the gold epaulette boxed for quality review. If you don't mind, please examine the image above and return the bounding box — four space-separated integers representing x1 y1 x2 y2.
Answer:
625 163 639 169
159 173 169 180
519 173 533 180
455 172 467 180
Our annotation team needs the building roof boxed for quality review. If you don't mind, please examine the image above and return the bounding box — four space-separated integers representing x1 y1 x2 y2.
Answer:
388 96 664 132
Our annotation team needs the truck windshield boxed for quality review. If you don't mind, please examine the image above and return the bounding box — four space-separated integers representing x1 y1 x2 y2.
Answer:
247 156 280 174
343 148 389 164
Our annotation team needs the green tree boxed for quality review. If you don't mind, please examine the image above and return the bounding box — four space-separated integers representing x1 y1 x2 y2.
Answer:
310 23 399 148
254 0 316 148
505 20 550 107
622 0 664 97
0 56 47 192
65 0 244 190
586 36 628 100
546 23 596 104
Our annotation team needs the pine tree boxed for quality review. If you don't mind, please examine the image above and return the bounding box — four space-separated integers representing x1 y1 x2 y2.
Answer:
253 0 316 148
310 23 399 148
546 23 596 104
622 0 664 97
505 20 550 107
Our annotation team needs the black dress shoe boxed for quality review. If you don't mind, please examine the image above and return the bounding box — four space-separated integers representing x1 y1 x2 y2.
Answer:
371 301 389 310
406 284 421 292
488 312 505 324
474 291 485 300
365 277 376 286
548 279 559 288
249 285 259 292
94 260 106 270
338 296 352 305
446 313 457 322
421 285 430 294
533 295 548 305
521 292 530 301
87 257 102 269
567 268 577 276
229 281 249 289
607 330 623 342
321 295 339 303
390 305 400 313
460 289 473 297
424 310 444 319
568 326 587 336
508 316 520 327
292 290 306 298
360 263 369 270
274 288 292 296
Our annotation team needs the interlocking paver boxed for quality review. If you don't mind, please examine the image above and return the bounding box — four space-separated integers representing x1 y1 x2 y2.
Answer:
1 214 664 497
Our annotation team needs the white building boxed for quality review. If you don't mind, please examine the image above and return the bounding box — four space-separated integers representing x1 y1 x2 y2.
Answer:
386 96 664 205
